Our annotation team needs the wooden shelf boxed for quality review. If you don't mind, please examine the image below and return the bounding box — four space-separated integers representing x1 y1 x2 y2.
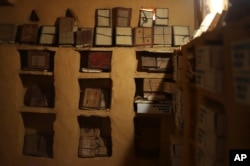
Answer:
16 44 58 52
134 72 172 79
135 47 179 53
19 70 54 76
19 106 55 114
77 109 110 117
78 72 111 79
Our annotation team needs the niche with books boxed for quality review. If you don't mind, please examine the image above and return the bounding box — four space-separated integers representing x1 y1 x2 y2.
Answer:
19 50 55 72
134 115 161 159
20 75 55 108
134 78 173 114
21 112 56 158
78 78 112 110
77 116 112 158
136 51 173 72
79 51 112 73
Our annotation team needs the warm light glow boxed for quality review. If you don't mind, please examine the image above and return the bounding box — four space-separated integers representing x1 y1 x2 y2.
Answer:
209 0 226 14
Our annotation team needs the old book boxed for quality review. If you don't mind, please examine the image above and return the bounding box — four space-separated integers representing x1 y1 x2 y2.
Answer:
112 7 132 27
75 28 93 47
133 27 152 47
96 9 112 27
39 26 56 45
57 17 74 45
153 26 172 47
95 27 112 46
141 56 157 69
39 34 56 45
58 17 74 32
80 88 102 109
115 27 133 46
20 24 39 44
58 31 74 46
139 9 154 27
27 50 50 70
40 26 56 34
0 23 17 43
155 8 169 26
87 51 112 70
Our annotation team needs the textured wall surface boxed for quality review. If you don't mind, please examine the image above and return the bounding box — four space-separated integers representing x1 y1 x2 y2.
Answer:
0 0 193 165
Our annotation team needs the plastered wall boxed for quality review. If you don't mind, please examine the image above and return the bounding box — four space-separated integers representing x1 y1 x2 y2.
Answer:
0 0 194 166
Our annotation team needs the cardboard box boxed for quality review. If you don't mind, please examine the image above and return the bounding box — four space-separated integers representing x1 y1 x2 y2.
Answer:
197 45 223 70
231 39 250 71
153 25 172 47
115 27 133 46
133 27 152 47
196 127 225 160
139 9 154 27
112 7 132 27
172 26 190 46
95 27 112 46
233 72 250 104
96 9 112 27
155 8 169 26
197 105 226 136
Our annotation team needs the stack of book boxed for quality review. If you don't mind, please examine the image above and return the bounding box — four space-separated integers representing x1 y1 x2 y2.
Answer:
78 128 108 157
135 78 172 114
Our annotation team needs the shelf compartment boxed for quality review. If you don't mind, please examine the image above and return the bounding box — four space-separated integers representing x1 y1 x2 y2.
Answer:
134 78 173 115
20 74 55 108
78 78 112 111
77 116 112 158
136 51 173 73
21 112 55 158
79 50 112 73
19 50 55 72
134 115 161 159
